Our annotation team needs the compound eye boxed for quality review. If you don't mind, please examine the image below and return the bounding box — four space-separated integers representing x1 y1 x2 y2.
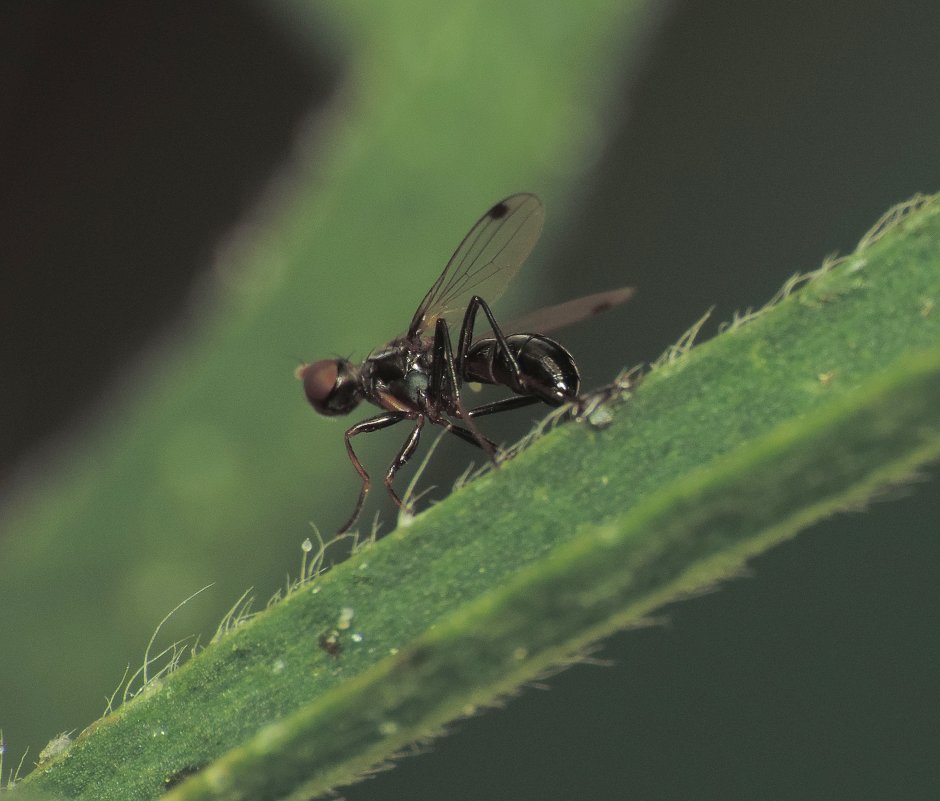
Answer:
298 359 360 416
300 360 337 410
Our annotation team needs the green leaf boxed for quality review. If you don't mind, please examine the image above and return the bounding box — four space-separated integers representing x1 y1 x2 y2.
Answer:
16 194 940 800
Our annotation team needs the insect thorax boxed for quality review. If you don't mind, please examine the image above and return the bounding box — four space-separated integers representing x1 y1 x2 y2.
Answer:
362 342 431 411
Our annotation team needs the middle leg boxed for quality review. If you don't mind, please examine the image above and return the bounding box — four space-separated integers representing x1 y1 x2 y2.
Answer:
430 317 498 460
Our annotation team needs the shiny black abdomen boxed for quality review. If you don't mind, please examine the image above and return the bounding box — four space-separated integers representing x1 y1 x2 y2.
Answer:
463 334 580 406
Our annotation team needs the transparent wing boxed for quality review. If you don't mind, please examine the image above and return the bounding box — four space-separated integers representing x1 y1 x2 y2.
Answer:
408 193 544 338
482 287 635 338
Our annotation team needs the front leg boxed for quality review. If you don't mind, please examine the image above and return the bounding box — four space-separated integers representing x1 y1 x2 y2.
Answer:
339 412 405 533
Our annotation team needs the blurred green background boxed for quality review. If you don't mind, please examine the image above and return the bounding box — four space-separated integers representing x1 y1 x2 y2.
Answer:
1 1 939 798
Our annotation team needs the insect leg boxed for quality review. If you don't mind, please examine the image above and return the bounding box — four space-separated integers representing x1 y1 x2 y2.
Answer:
440 421 498 450
432 317 497 460
384 416 425 511
468 394 542 418
456 295 524 380
339 412 405 533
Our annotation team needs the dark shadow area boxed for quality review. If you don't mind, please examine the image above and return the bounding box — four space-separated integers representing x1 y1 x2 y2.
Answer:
0 1 337 473
554 0 940 383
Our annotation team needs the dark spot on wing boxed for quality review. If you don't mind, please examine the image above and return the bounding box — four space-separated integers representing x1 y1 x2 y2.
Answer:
488 200 510 219
592 301 613 314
